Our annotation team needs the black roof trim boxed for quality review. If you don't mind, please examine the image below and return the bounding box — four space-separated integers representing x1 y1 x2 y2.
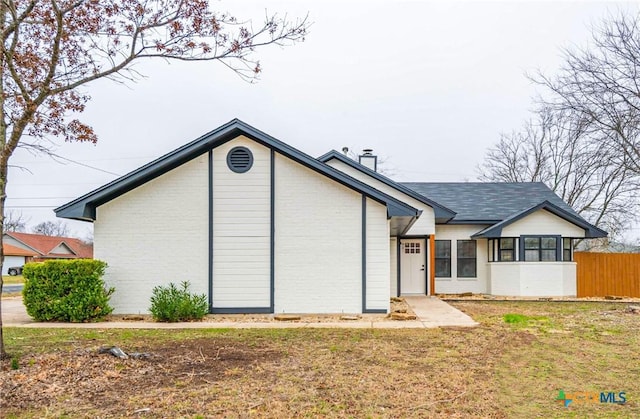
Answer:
55 119 419 221
443 220 500 225
317 150 456 223
471 200 608 239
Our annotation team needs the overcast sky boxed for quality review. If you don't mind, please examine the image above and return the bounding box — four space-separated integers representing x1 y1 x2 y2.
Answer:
7 0 639 239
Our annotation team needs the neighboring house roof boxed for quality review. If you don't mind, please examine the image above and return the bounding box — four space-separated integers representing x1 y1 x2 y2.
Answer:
4 232 93 259
4 243 37 257
317 150 456 223
55 119 420 223
402 182 606 238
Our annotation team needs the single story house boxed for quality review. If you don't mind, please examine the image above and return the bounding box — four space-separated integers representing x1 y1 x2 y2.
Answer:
2 232 93 275
3 243 37 275
55 119 606 314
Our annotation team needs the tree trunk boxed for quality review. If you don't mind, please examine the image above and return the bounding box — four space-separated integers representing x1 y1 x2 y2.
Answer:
0 160 7 360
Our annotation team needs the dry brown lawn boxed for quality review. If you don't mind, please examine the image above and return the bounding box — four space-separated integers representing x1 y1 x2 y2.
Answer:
1 301 638 418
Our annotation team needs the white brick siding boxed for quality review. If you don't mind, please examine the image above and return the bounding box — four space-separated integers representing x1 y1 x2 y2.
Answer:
434 225 489 294
94 155 209 314
489 262 577 296
274 153 363 314
326 160 435 235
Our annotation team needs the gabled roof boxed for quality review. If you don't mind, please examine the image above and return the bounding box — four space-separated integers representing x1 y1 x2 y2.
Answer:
4 243 38 257
55 119 420 222
470 201 607 238
401 182 581 223
318 150 456 223
4 232 93 258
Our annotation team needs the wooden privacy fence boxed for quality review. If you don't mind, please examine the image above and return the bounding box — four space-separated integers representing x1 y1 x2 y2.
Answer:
575 252 640 297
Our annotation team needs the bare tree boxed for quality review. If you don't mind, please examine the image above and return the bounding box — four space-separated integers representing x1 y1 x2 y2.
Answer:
31 220 69 237
3 209 26 232
532 12 640 175
0 0 309 359
479 107 640 240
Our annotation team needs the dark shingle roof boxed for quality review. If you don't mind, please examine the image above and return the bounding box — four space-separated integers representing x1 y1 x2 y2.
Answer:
400 182 580 222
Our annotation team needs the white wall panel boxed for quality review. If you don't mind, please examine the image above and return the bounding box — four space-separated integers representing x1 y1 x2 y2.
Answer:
95 155 209 314
274 154 362 313
389 237 398 297
212 136 271 308
3 256 25 275
366 198 390 311
326 160 435 235
433 225 489 294
501 209 585 237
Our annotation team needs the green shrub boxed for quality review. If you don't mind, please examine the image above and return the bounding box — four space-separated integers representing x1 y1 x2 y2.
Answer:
149 281 208 322
22 259 113 322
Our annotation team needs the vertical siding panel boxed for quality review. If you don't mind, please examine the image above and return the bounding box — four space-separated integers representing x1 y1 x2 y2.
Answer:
390 237 398 297
576 252 640 297
365 197 391 311
212 137 271 308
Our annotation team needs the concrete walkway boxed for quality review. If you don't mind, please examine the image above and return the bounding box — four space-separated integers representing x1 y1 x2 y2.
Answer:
1 296 478 329
403 296 479 327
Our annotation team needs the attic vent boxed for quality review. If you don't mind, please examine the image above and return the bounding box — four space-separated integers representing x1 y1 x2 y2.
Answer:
226 146 253 173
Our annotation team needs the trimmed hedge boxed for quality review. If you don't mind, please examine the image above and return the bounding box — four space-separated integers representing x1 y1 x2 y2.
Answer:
149 281 208 322
22 259 114 322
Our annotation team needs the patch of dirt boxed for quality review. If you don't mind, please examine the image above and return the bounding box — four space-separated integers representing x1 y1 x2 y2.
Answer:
0 338 281 414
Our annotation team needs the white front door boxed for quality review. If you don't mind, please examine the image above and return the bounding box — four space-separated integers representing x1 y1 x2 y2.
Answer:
400 239 426 294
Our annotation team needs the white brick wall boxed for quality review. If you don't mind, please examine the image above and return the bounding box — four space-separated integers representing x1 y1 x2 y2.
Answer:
365 198 390 311
94 155 209 314
490 262 577 296
434 225 489 294
326 160 435 235
274 153 363 314
212 137 271 308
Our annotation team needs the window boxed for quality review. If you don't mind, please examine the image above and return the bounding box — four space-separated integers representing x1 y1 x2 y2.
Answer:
499 238 515 261
563 238 572 261
227 146 253 173
457 240 477 278
523 236 558 261
404 242 421 254
435 240 451 277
